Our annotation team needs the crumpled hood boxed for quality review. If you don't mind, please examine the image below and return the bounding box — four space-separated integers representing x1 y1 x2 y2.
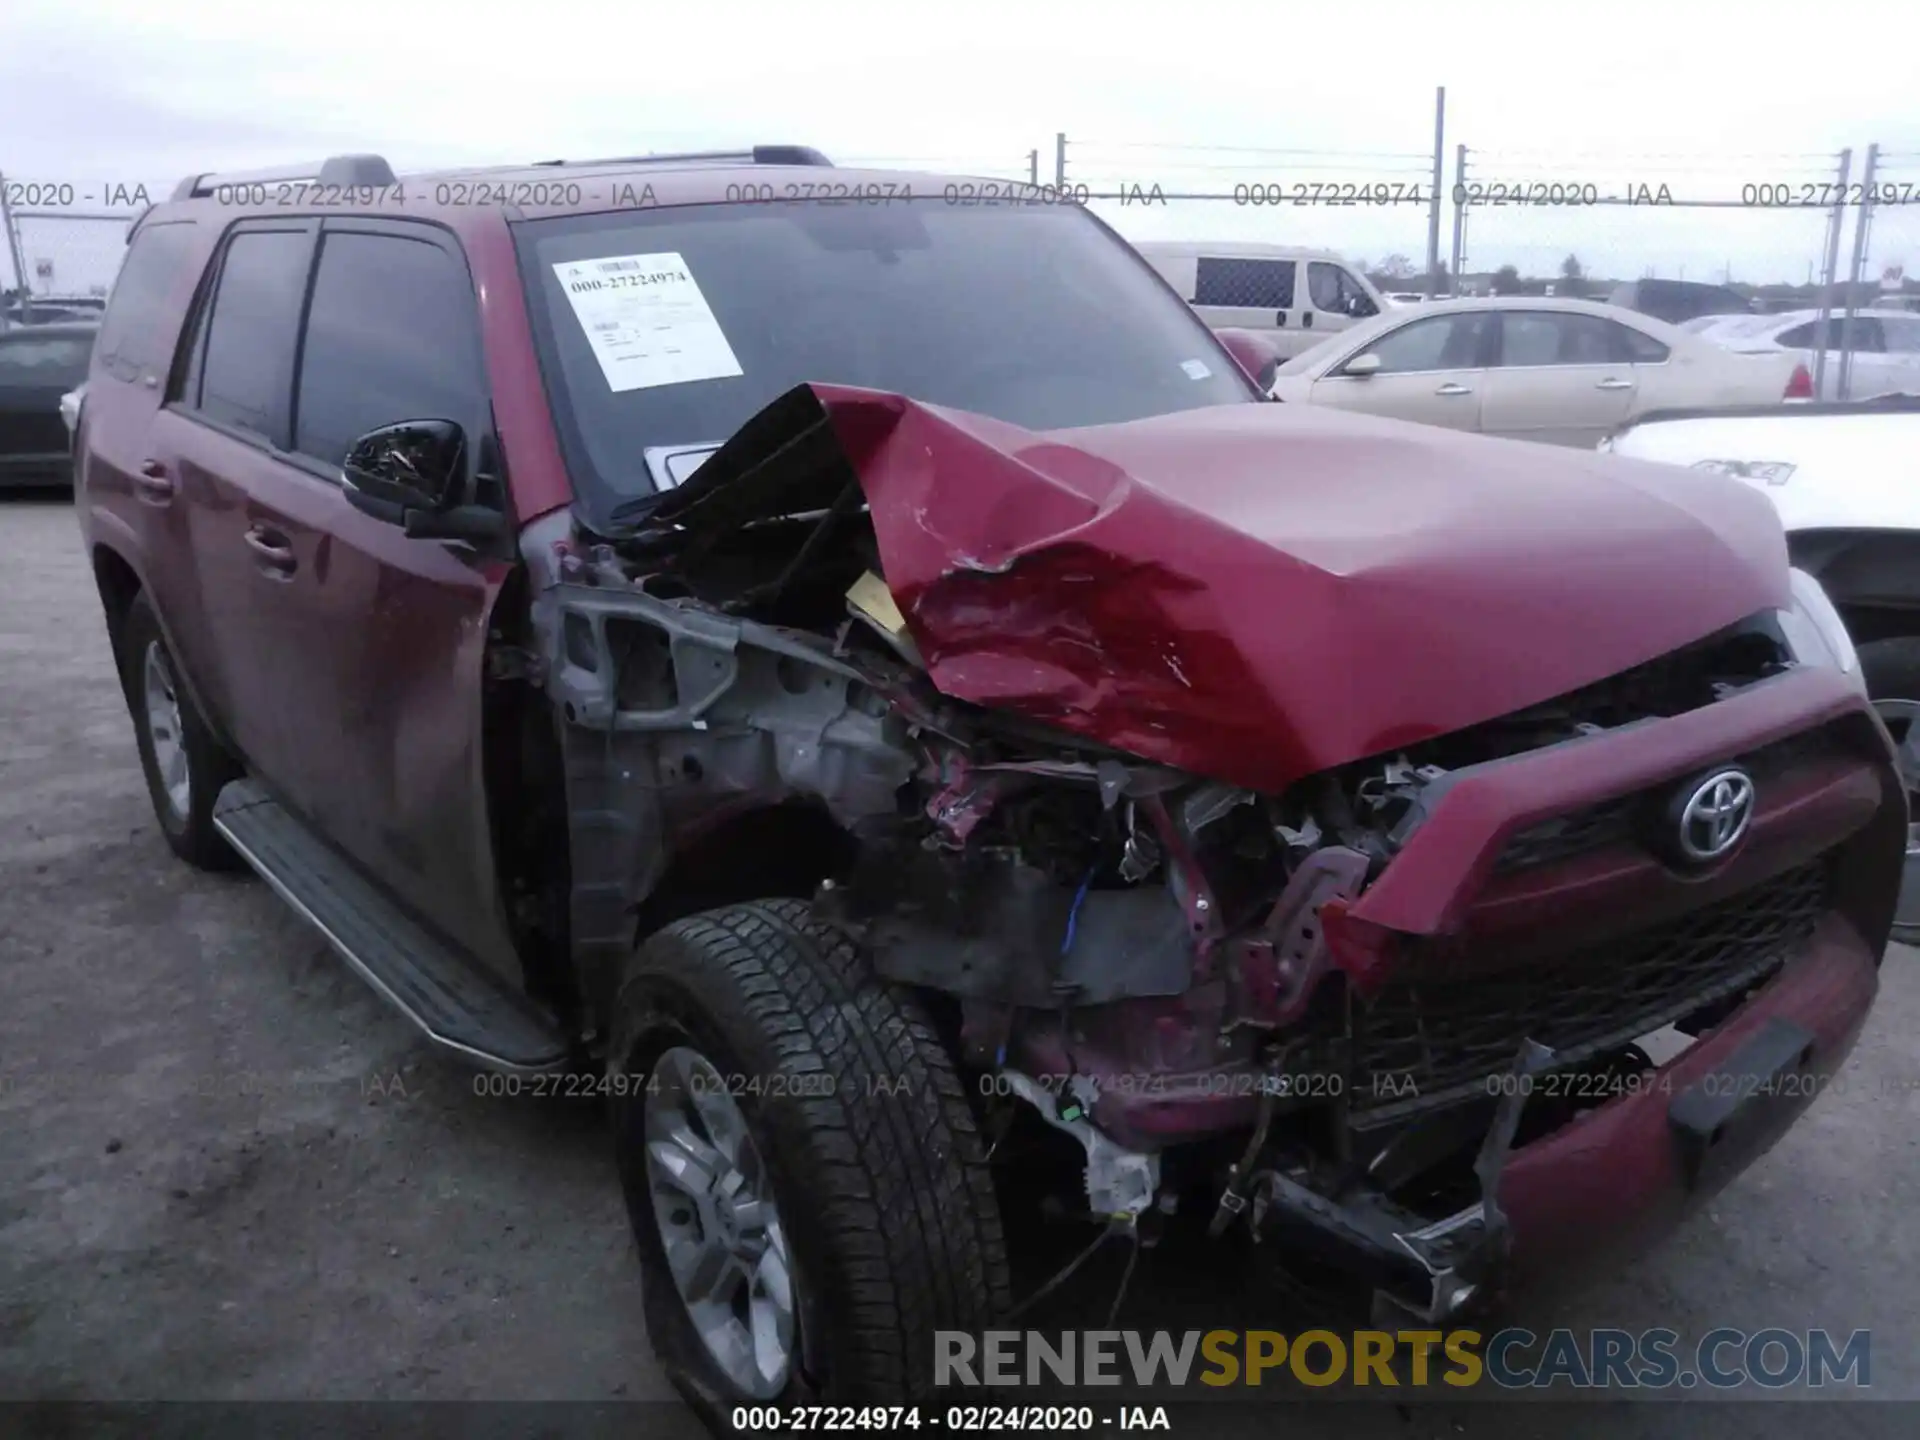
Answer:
658 385 1792 793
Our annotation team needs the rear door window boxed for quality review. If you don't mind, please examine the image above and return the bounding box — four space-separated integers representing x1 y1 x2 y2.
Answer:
292 227 487 468
193 227 315 446
1193 256 1295 309
1495 311 1618 366
1839 317 1886 352
1778 317 1885 351
1880 316 1920 353
95 222 197 381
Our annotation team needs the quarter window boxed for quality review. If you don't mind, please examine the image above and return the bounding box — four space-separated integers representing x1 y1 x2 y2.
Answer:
1612 323 1670 363
96 222 197 378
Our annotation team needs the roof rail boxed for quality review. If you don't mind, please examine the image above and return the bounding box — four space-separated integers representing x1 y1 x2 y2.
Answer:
172 153 398 201
530 145 833 169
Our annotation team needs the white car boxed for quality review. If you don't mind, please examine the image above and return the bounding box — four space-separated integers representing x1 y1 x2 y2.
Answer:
1687 308 1920 400
1602 397 1920 937
1268 297 1807 447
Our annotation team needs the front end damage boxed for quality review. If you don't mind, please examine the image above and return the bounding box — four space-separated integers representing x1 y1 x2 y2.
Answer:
520 383 1906 1323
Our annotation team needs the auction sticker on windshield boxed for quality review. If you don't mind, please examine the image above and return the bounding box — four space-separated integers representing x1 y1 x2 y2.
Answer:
552 252 744 392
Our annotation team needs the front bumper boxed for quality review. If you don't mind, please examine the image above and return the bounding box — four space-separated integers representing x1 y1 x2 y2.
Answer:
1499 910 1875 1284
1011 663 1904 1310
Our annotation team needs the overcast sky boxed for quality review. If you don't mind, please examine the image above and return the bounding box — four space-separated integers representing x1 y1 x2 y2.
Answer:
4 0 1918 292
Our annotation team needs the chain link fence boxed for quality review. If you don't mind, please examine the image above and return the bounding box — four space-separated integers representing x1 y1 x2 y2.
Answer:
1 174 154 322
1447 146 1849 302
1054 135 1442 279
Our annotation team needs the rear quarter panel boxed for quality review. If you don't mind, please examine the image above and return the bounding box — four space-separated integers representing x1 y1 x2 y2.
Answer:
78 218 223 709
1644 343 1792 411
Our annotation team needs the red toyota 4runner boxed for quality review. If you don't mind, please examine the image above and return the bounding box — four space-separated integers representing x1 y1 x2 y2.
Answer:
76 148 1905 1425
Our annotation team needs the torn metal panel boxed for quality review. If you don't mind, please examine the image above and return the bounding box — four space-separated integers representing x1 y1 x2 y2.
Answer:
634 381 1790 794
524 514 919 1009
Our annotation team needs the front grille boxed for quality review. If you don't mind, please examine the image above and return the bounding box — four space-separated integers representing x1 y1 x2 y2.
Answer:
1493 724 1841 875
1348 859 1829 1120
1405 622 1788 775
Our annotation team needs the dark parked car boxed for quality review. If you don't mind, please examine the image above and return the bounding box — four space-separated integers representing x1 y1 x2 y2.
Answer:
1609 278 1756 326
2 294 108 328
0 321 95 487
75 150 1905 1430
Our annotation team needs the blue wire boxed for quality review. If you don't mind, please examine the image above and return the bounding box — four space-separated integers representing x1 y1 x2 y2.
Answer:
995 868 1096 1072
1061 869 1096 957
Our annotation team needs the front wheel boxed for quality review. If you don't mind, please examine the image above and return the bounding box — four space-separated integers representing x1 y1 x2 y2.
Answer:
1860 637 1920 942
610 899 1009 1431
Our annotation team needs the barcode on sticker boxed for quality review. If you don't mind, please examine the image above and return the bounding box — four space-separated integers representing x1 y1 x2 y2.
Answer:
598 259 645 273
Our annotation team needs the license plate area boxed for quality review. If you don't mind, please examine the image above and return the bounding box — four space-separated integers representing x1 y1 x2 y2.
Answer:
1668 1017 1818 1191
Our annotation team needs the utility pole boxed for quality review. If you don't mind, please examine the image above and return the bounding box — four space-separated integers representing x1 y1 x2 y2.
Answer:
1836 143 1879 400
1811 148 1853 399
1027 149 1039 186
1424 86 1445 298
1054 133 1067 189
1448 145 1467 294
0 173 33 322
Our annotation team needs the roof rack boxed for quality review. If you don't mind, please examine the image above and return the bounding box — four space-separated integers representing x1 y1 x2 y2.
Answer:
528 145 833 169
172 153 398 201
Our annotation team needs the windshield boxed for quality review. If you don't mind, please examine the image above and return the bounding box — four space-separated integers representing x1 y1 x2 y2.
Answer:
514 198 1255 523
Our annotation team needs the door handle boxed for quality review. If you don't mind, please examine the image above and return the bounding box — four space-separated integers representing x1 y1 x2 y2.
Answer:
133 459 176 501
1435 383 1472 396
1595 377 1633 390
1302 313 1315 328
243 525 298 576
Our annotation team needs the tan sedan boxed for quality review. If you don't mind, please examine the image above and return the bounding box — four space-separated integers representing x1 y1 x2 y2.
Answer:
1267 297 1807 446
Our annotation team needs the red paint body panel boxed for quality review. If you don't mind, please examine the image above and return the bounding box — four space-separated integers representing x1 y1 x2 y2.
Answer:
452 215 576 525
1347 664 1873 934
813 385 1791 793
1498 912 1877 1282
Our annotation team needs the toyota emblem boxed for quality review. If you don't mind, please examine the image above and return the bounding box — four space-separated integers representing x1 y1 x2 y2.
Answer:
1676 767 1756 863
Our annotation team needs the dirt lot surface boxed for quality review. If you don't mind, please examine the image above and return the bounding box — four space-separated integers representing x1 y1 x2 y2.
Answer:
4 493 1918 1437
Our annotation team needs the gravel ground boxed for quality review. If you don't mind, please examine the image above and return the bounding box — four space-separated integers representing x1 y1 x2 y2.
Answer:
3 492 1917 1437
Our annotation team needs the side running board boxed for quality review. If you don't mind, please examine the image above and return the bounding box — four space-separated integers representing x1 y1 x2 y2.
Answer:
212 779 570 1072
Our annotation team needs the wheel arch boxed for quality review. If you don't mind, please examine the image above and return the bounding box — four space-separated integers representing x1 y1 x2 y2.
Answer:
91 541 144 698
1789 527 1920 646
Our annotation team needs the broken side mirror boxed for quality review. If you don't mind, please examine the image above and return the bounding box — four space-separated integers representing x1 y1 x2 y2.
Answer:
341 419 507 544
342 419 466 513
1215 327 1281 393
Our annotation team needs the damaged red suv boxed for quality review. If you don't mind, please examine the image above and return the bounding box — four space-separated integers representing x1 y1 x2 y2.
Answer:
77 148 1904 1421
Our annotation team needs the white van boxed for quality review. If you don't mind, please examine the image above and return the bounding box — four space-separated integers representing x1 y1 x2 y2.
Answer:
1132 242 1388 358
